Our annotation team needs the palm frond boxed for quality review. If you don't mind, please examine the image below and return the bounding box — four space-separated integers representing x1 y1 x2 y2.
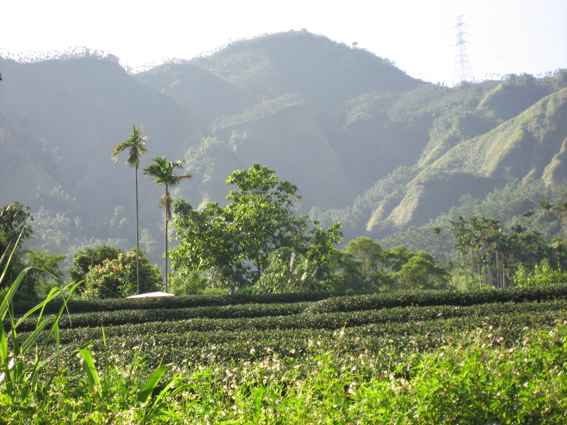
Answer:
143 157 191 187
169 173 193 188
111 125 148 167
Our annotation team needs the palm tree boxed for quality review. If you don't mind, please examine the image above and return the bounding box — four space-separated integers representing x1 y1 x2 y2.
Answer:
143 156 192 292
111 125 148 294
538 200 553 243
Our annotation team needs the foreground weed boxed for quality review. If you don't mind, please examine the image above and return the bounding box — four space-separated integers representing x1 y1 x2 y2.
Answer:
0 236 83 419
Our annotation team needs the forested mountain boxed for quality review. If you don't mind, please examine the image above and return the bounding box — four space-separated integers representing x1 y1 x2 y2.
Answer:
0 53 205 258
1 30 566 264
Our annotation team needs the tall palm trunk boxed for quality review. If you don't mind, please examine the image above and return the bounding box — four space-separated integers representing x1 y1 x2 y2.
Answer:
164 218 168 292
135 166 140 294
469 249 477 288
165 210 168 293
462 252 469 291
111 125 148 295
164 185 169 293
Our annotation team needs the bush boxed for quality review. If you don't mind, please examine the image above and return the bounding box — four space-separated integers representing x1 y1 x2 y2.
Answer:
83 250 162 298
68 245 123 293
168 270 212 296
514 259 567 286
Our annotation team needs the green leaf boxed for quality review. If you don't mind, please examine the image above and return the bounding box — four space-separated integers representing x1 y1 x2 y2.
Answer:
137 364 173 404
0 322 7 366
79 349 101 393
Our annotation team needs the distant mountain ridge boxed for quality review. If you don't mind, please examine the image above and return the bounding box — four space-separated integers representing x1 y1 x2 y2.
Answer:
1 30 566 262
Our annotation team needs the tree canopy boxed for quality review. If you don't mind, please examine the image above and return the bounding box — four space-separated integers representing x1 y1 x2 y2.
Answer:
83 250 161 299
0 202 68 300
171 163 342 292
68 244 161 298
68 245 123 292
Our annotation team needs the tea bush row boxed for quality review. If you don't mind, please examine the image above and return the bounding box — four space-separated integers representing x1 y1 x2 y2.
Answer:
27 292 556 333
305 283 567 314
12 291 352 315
35 299 567 346
64 311 565 368
12 301 311 332
16 283 567 317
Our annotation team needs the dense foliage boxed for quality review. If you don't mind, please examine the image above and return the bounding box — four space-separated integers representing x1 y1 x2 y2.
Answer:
0 202 33 291
172 164 342 292
83 250 162 298
0 202 66 300
68 245 123 289
67 244 161 298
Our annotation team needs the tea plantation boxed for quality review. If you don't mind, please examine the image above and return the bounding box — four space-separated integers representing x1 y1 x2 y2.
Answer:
6 285 567 423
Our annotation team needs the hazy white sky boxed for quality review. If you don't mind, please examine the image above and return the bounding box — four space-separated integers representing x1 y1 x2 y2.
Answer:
2 0 566 85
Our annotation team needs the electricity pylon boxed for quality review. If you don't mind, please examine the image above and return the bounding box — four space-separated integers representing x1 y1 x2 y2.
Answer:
452 15 474 86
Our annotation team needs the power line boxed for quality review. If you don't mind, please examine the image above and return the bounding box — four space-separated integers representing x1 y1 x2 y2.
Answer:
467 24 562 70
468 43 534 75
468 33 551 73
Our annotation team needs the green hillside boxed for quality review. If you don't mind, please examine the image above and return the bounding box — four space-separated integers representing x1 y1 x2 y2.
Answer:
387 87 567 228
137 31 423 210
189 30 418 104
0 54 206 261
314 70 567 241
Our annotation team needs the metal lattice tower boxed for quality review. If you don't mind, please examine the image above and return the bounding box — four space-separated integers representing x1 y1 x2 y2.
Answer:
452 15 474 86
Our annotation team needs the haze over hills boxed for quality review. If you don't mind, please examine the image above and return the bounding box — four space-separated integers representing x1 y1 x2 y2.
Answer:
1 30 566 266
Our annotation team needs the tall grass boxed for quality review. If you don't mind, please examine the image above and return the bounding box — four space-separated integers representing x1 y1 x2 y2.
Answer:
0 237 178 423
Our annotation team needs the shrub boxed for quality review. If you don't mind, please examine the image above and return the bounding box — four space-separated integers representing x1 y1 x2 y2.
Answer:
83 250 161 298
514 259 567 286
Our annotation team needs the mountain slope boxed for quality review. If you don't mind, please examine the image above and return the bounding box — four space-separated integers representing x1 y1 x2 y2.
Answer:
0 55 207 261
136 31 424 209
0 56 205 213
387 87 567 227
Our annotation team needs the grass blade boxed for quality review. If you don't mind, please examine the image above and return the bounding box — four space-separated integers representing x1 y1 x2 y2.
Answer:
79 349 101 394
0 267 31 322
137 364 173 404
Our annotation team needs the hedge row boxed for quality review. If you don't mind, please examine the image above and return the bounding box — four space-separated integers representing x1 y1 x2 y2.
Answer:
12 302 311 332
33 299 567 345
12 291 357 316
305 284 567 314
64 311 563 367
15 283 567 318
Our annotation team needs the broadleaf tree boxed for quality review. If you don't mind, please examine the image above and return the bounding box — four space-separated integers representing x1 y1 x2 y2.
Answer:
68 245 123 293
171 163 343 293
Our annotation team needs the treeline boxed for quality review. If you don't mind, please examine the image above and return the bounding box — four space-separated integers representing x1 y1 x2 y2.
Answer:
5 162 567 300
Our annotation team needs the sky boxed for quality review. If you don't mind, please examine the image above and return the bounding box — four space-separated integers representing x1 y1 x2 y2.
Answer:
2 0 566 85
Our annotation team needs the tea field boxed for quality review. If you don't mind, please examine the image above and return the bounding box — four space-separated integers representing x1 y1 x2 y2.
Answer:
5 285 567 423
